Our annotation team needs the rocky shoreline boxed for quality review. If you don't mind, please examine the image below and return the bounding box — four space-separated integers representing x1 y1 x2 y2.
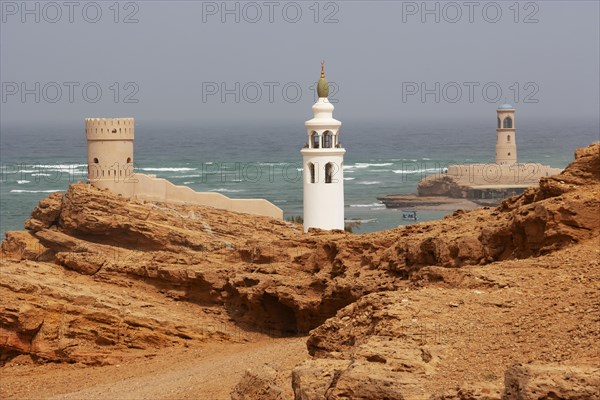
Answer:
376 194 484 211
1 143 599 399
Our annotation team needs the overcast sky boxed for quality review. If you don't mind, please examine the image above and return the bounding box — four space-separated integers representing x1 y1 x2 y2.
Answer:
1 1 599 127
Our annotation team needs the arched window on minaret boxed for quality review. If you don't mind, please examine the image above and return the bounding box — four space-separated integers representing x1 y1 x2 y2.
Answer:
127 157 132 163
311 132 319 149
507 134 511 142
497 117 501 128
93 158 99 164
503 117 513 129
323 131 333 148
308 162 315 183
325 162 334 184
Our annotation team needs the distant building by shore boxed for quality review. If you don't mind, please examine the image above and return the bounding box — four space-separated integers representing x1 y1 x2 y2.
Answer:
418 104 561 201
381 105 562 209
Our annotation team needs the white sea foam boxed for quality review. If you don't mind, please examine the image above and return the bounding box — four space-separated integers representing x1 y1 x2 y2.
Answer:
392 168 441 175
31 173 53 177
258 162 288 166
349 203 385 208
31 164 87 172
16 180 30 184
345 163 393 170
34 164 87 168
209 188 245 193
357 181 381 185
346 218 377 224
10 189 62 193
343 177 355 181
139 167 197 172
183 181 194 185
177 174 201 178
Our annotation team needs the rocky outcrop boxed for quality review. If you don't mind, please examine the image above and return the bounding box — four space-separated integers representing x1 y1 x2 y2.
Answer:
418 175 466 197
230 365 285 400
23 192 63 231
380 144 600 271
298 236 600 398
1 143 599 373
503 363 600 400
0 258 241 366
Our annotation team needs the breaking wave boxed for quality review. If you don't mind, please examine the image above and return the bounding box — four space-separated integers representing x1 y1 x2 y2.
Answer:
356 181 381 185
209 188 245 193
10 189 63 193
139 167 197 172
392 168 441 175
349 203 385 208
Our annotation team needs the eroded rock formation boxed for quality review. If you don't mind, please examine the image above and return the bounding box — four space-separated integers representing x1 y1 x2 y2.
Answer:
1 143 599 398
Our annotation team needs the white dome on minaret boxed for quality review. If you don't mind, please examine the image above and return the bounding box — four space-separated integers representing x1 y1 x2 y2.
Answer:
301 63 346 232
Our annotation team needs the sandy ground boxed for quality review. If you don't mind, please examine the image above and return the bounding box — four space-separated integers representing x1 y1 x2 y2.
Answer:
0 337 308 400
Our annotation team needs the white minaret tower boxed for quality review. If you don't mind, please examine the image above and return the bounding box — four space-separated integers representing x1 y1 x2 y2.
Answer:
495 104 517 165
301 63 345 232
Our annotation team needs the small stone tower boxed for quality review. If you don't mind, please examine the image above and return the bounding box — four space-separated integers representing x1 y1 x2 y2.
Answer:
85 117 135 195
301 63 346 232
495 104 517 165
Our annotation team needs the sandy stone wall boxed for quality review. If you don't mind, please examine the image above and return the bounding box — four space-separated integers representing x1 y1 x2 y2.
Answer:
91 173 282 219
445 163 562 186
86 118 282 220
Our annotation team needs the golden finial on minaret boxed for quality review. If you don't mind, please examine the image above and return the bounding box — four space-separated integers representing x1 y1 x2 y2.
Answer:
317 61 329 98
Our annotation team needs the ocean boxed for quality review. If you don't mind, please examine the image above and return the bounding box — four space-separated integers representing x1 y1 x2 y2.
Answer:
1 119 597 236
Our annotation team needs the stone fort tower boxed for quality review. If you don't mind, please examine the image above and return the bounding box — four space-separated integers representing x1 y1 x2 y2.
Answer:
86 118 135 195
495 104 517 165
301 63 346 232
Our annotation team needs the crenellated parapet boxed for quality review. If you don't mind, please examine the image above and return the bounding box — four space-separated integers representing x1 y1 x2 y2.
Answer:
85 118 134 141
